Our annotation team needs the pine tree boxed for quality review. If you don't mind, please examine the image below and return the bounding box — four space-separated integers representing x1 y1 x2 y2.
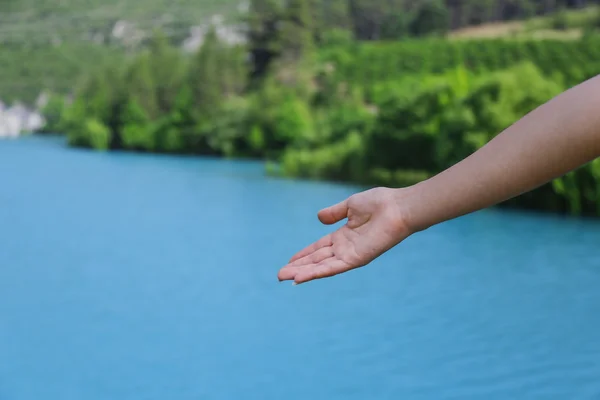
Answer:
219 46 248 97
308 0 325 41
124 52 159 119
280 0 315 61
120 99 153 151
74 66 117 124
349 0 405 40
247 0 283 82
147 30 185 115
409 0 450 37
322 0 352 31
188 27 223 118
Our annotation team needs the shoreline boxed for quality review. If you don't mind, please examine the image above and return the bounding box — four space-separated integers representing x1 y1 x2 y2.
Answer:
20 133 599 221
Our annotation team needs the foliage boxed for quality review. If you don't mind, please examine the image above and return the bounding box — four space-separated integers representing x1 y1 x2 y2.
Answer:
280 131 365 182
278 59 600 215
409 0 451 37
0 44 125 105
188 28 226 117
551 9 570 31
321 36 600 91
34 3 600 217
120 100 153 151
37 94 67 133
68 118 111 150
2 1 596 103
0 0 242 48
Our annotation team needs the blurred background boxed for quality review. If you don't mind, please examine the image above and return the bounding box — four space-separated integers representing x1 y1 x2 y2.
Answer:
1 1 600 399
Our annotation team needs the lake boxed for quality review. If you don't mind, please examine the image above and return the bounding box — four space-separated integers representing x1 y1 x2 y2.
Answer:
1 136 600 400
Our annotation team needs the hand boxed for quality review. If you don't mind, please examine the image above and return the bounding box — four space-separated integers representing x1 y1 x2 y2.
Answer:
278 187 414 285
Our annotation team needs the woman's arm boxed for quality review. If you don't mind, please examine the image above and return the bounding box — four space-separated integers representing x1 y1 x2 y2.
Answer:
404 74 600 233
279 75 600 285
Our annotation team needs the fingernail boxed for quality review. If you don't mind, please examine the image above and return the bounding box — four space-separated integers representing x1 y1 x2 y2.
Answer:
292 282 298 286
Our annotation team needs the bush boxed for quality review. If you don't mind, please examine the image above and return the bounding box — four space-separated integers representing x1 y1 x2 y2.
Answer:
119 100 153 151
320 28 354 47
38 94 66 133
153 120 185 154
551 10 569 31
322 37 600 89
281 131 365 181
68 118 110 150
409 0 450 37
196 96 251 157
51 26 600 217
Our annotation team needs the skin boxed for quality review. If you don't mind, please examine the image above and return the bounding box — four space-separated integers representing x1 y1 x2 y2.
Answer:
278 74 600 285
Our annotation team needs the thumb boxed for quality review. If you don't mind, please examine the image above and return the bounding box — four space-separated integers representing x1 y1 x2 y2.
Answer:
318 198 349 225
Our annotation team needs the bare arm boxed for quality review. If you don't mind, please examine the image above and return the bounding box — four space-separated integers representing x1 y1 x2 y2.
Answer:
279 75 600 285
404 74 600 233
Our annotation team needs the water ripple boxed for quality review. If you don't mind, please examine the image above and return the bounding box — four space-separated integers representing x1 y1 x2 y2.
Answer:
2 137 600 400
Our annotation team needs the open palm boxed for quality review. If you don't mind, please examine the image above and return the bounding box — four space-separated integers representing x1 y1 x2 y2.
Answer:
278 187 412 285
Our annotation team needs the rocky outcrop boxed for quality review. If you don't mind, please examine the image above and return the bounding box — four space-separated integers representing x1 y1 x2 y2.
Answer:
107 13 247 52
0 100 45 138
181 14 246 53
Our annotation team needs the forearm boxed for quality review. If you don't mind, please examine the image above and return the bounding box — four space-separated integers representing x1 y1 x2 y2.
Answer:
404 74 600 233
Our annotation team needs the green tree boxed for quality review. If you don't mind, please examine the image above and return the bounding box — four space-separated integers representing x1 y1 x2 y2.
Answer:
321 0 352 31
61 99 88 140
219 46 249 98
74 67 112 123
147 30 186 115
409 0 450 37
551 8 569 30
68 117 111 150
247 0 283 82
280 0 315 61
124 53 159 119
188 28 224 119
120 99 153 151
39 94 66 133
381 12 410 39
348 0 405 40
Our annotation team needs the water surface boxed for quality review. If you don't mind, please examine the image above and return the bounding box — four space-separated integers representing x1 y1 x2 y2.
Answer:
1 137 600 399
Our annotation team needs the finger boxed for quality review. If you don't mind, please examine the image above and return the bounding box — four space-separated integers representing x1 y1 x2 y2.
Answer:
318 199 349 225
279 246 335 281
278 264 312 281
288 246 334 267
294 258 351 285
288 234 332 263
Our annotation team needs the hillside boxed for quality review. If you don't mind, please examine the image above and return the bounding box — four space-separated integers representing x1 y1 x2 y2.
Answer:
0 0 245 104
0 0 240 46
0 0 244 46
5 0 600 215
1 0 599 105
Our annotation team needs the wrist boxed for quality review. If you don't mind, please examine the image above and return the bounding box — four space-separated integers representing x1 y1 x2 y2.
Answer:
391 183 429 236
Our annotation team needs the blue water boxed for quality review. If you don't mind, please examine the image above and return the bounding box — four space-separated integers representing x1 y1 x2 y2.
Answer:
1 137 600 400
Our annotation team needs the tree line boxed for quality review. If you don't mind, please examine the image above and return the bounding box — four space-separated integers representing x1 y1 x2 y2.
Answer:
263 0 600 41
39 0 600 216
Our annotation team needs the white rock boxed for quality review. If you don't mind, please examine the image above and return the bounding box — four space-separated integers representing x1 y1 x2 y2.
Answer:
112 21 131 39
181 17 246 53
0 99 46 138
